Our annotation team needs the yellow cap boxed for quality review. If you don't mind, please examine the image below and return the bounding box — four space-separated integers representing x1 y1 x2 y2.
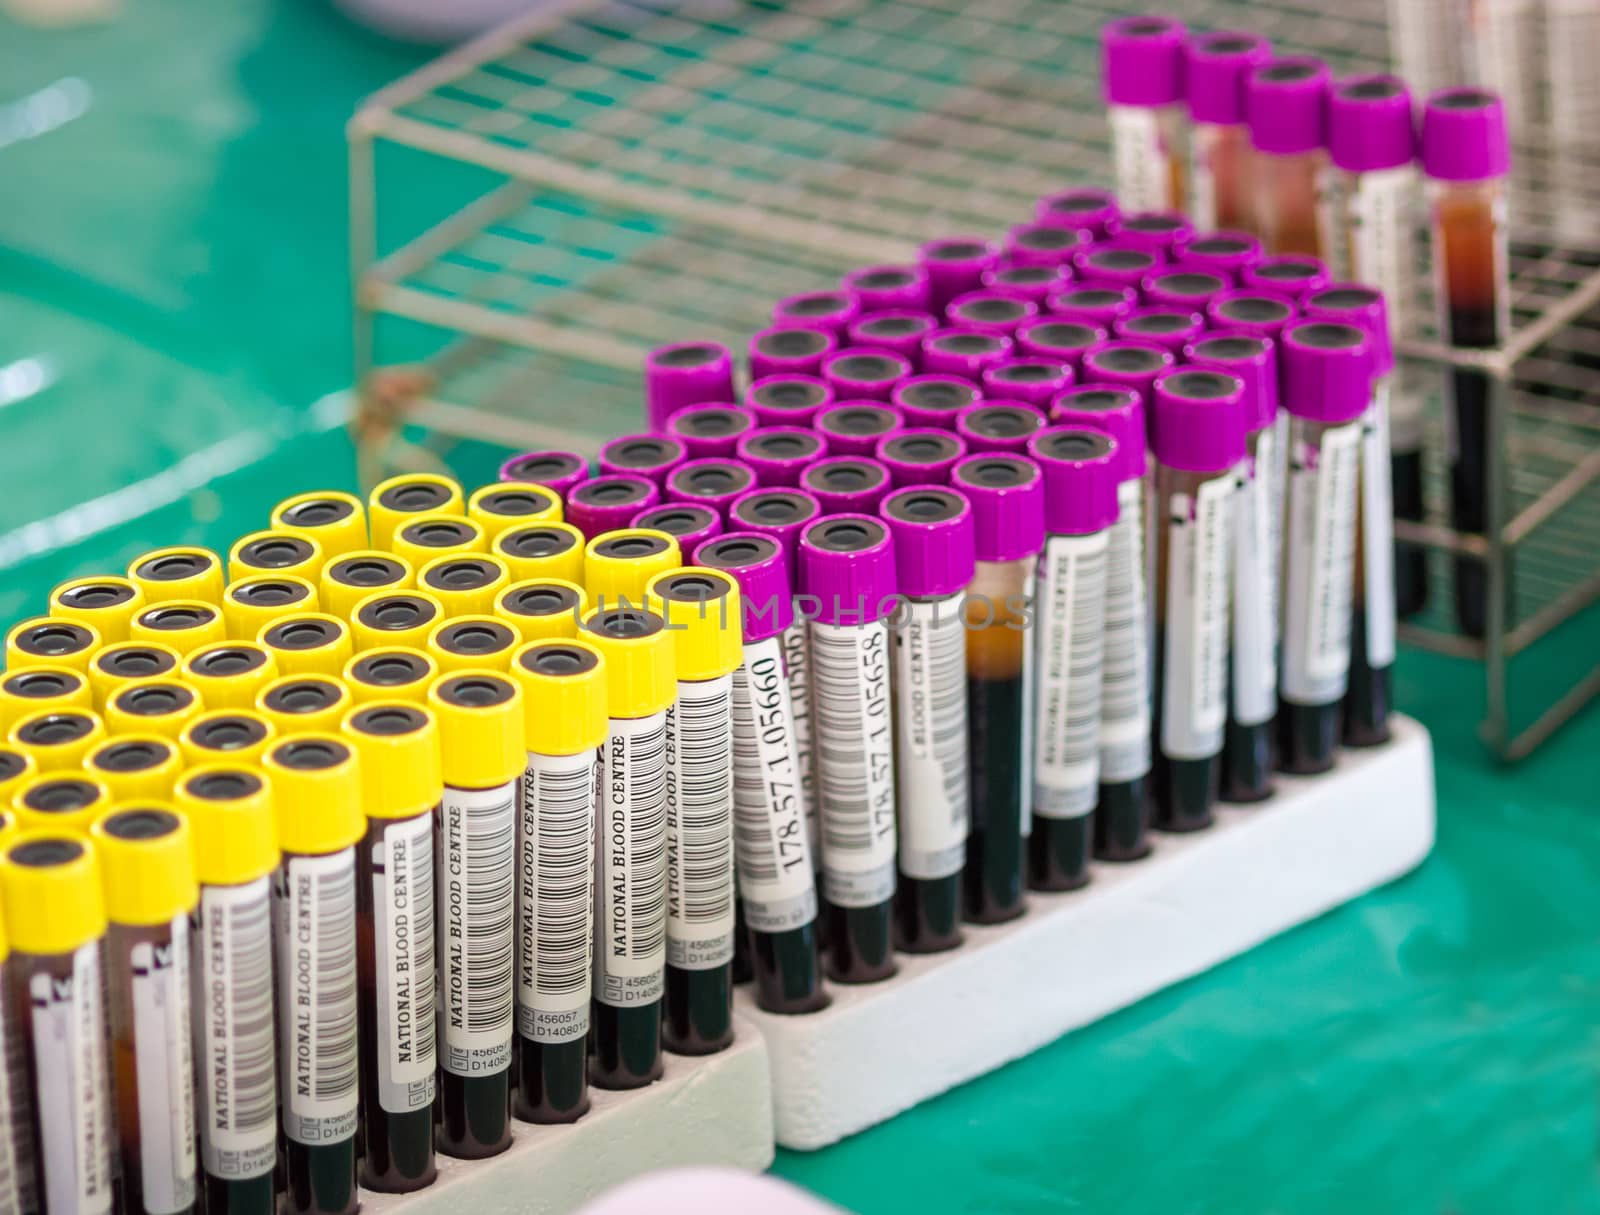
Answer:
584 529 681 610
343 647 439 705
493 521 586 584
129 600 227 657
88 641 181 708
222 573 320 640
342 701 443 819
90 805 198 925
319 551 414 620
104 680 203 740
391 513 488 569
183 642 279 710
0 666 93 733
227 530 326 583
1 833 106 955
86 734 183 802
647 566 744 681
10 709 106 772
13 772 112 834
495 578 588 644
256 675 352 736
50 576 146 644
127 546 225 606
5 616 101 674
174 766 279 886
179 710 278 766
368 474 466 550
257 613 354 678
581 606 675 719
418 553 512 617
263 735 364 855
510 640 608 755
426 671 525 788
350 590 445 652
426 616 518 674
0 749 36 804
468 483 563 539
271 490 369 558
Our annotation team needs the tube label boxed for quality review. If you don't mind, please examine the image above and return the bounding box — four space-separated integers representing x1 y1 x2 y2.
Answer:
665 675 737 970
274 850 359 1145
780 623 821 858
891 597 970 879
1033 531 1109 818
1018 567 1038 838
1282 422 1362 704
1161 475 1234 760
1361 388 1398 669
1100 480 1153 781
31 942 113 1215
374 814 437 1112
808 619 897 908
730 636 817 932
595 712 669 1007
1321 165 1418 327
191 878 276 1180
519 748 598 1042
1232 436 1280 727
0 984 33 1212
438 781 516 1075
130 922 197 1213
1109 105 1172 212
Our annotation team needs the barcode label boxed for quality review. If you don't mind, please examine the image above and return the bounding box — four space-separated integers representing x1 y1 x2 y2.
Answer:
1161 475 1234 760
892 598 970 878
438 782 516 1075
1018 567 1037 838
665 676 736 970
30 942 113 1215
518 748 597 1042
1033 531 1109 817
729 636 817 932
809 619 897 908
1232 435 1280 728
129 924 197 1212
1351 167 1418 328
274 850 358 1145
1108 105 1170 212
0 983 33 1212
1361 387 1398 669
595 712 669 1007
374 815 436 1112
191 878 275 1179
1188 135 1218 231
1100 479 1153 782
780 624 821 857
1281 422 1361 704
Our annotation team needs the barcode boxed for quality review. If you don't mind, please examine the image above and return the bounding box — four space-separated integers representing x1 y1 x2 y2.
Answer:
1100 486 1152 777
780 625 820 852
1033 533 1108 816
730 675 779 883
596 715 669 1005
625 723 668 960
311 867 358 1102
927 612 969 813
464 789 515 1033
671 679 735 926
408 835 437 1051
1160 477 1233 759
892 601 969 881
220 892 275 1131
0 991 33 1211
529 761 593 995
1281 423 1360 703
1190 482 1232 728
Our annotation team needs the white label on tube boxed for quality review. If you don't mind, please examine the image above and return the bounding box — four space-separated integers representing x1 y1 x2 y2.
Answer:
780 622 821 858
1281 422 1362 705
130 924 197 1214
374 814 437 1112
808 618 897 908
1362 387 1399 669
1032 530 1109 817
274 850 358 1146
518 748 597 1042
729 636 817 932
1161 476 1233 760
1100 480 1153 782
1232 438 1280 728
1017 567 1038 838
191 878 276 1180
595 712 669 1007
1109 105 1171 213
32 942 113 1215
665 675 736 970
0 988 32 1212
891 597 970 880
438 781 516 1075
1189 142 1217 232
1353 167 1419 325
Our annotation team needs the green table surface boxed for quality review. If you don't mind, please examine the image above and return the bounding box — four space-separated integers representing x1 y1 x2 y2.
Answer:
4 4 1594 1211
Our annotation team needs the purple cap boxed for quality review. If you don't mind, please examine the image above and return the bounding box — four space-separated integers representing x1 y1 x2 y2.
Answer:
1072 245 1164 291
875 428 969 488
822 347 913 403
665 457 759 520
982 264 1068 307
1304 284 1394 377
1187 31 1272 124
737 427 829 488
983 358 1075 408
881 487 976 599
893 375 982 430
1151 368 1249 471
749 326 835 380
644 342 736 431
1101 16 1187 107
1182 332 1279 433
1241 255 1330 301
1247 57 1330 155
956 401 1048 455
729 488 824 588
500 449 589 499
1178 231 1262 281
566 474 661 539
1106 211 1195 258
1114 306 1206 353
847 311 939 370
1050 383 1148 480
1004 223 1092 269
949 455 1046 562
598 432 687 485
666 404 757 460
1047 285 1138 330
1329 75 1416 172
692 531 794 641
745 375 833 428
800 456 893 516
1081 340 1176 403
815 402 905 458
1027 427 1121 535
1037 188 1120 239
1280 321 1373 423
1207 289 1296 343
843 265 931 315
1143 269 1228 311
946 292 1040 338
921 329 1014 382
773 291 860 342
1421 87 1511 182
919 237 1002 315
798 514 899 627
631 502 722 551
1016 319 1108 376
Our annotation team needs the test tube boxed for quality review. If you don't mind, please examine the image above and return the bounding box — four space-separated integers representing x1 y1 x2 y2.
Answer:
982 358 1074 410
130 600 228 657
498 450 590 500
644 342 736 432
319 552 414 620
178 709 278 766
427 616 519 674
342 649 439 708
256 675 352 737
182 642 279 711
800 457 892 517
368 474 465 552
342 702 441 1191
1072 245 1163 293
1178 231 1262 282
1036 187 1121 239
748 327 835 381
91 805 199 1215
1106 211 1195 260
599 434 689 487
227 531 325 584
271 491 369 560
1185 32 1272 232
418 554 513 618
847 313 938 370
893 375 981 430
1047 285 1137 332
0 665 91 734
919 237 1001 316
50 575 145 645
9 706 105 772
1100 16 1188 211
631 504 722 553
738 429 828 488
1002 222 1091 270
1016 318 1109 377
585 530 682 612
261 736 363 1214
983 265 1064 310
875 430 968 488
258 613 354 680
391 516 488 569
1207 291 1295 341
664 458 757 524
727 490 823 588
89 643 181 710
921 331 1013 384
1246 58 1331 257
350 590 445 653
494 580 589 646
665 405 757 461
746 376 833 429
467 483 562 540
128 545 226 606
843 265 931 315
86 734 183 802
1240 253 1330 301
816 403 905 459
774 292 860 343
1142 269 1228 315
493 522 587 586
1114 307 1206 353
566 476 661 542
945 294 1039 339
12 773 111 834
798 515 899 983
956 402 1048 455
222 575 320 641
1081 340 1177 408
5 616 100 674
823 349 912 404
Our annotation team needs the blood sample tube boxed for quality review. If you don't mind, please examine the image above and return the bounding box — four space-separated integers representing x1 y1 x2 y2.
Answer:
494 580 589 646
749 327 834 381
664 458 757 524
847 313 938 370
1179 231 1262 282
318 551 412 620
350 590 445 653
983 359 1074 410
727 488 823 580
368 474 465 551
172 766 279 1215
227 531 325 584
182 642 279 711
178 710 278 766
1422 88 1511 640
983 265 1066 310
271 491 368 560
1016 318 1109 377
51 575 145 645
493 522 587 586
9 702 105 771
1240 253 1330 301
823 349 912 404
774 292 859 343
130 600 227 658
666 405 757 461
91 805 199 1215
5 616 100 674
880 487 974 952
816 403 904 459
89 643 182 711
582 606 675 1087
919 237 1001 317
1277 322 1371 774
1206 290 1295 344
738 429 827 489
1048 285 1137 332
1143 269 1228 315
893 375 980 430
566 476 660 542
1186 31 1271 232
257 614 353 680
12 773 111 834
800 456 892 516
950 454 1044 922
128 546 226 607
1072 245 1163 293
342 648 439 708
798 515 899 983
467 483 561 541
1003 222 1092 270
87 734 183 802
1081 340 1176 407
745 376 833 428
956 402 1048 455
1115 307 1205 353
391 515 488 569
843 265 931 315
261 736 362 1214
256 675 352 737
946 293 1039 339
0 665 92 733
876 429 967 488
1149 368 1247 831
427 616 519 675
644 342 736 432
599 434 688 487
1107 211 1195 261
341 702 441 1191
585 530 682 612
499 450 589 500
1036 187 1120 239
631 504 722 553
1246 58 1331 257
922 330 1012 384
1100 16 1186 211
418 554 513 618
223 575 319 641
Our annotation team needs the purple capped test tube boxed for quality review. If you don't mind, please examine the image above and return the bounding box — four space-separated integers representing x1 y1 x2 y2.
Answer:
737 428 829 488
1101 16 1188 212
1142 268 1228 313
774 291 860 342
1114 306 1206 353
921 330 1013 383
920 237 1002 316
1073 244 1164 291
500 449 589 500
946 292 1039 338
749 326 836 380
729 488 824 590
665 457 759 522
981 264 1068 307
1106 210 1195 259
955 402 1048 455
1177 231 1262 282
892 375 981 430
645 341 736 432
1047 284 1138 331
565 473 661 540
1246 57 1332 257
822 348 912 404
800 456 892 516
630 502 722 552
875 428 968 488
1081 340 1177 414
982 358 1074 409
746 375 833 428
598 432 688 486
1004 223 1092 271
1036 187 1121 239
1206 289 1295 343
1015 319 1107 379
666 404 756 460
1186 31 1272 231
1241 254 1330 301
815 402 905 458
843 264 931 315
847 312 939 371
